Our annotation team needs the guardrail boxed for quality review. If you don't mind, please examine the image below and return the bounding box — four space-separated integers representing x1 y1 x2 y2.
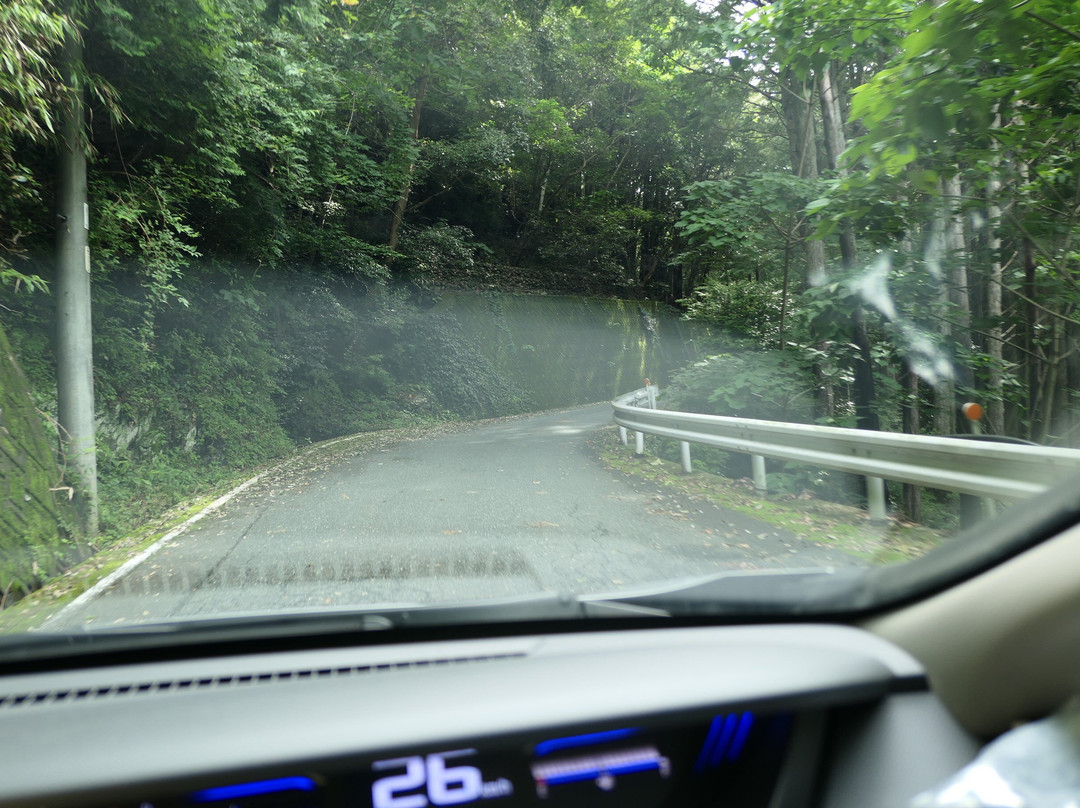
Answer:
612 384 1080 522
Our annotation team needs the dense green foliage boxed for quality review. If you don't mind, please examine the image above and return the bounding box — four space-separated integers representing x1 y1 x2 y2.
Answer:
665 0 1080 451
1 0 1079 549
2 0 744 540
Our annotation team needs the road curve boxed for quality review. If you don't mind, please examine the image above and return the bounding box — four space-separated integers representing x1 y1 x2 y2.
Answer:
49 404 854 629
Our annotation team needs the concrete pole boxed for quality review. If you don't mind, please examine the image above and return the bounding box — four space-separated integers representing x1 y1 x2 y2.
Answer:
55 25 98 537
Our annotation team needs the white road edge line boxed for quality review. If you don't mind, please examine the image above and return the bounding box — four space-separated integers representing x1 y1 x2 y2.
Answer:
40 472 267 629
40 431 368 629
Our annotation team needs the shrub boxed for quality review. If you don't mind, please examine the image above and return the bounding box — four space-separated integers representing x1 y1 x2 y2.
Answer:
679 277 785 343
664 344 816 423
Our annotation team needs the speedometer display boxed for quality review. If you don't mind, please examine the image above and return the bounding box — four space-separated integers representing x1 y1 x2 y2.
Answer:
101 710 797 808
371 750 514 808
352 710 795 808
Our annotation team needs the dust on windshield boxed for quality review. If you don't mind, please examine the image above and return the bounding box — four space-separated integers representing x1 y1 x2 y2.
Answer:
1 0 1079 631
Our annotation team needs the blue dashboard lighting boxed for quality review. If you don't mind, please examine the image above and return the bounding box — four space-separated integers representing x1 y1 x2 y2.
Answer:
534 728 639 757
694 716 727 773
708 714 739 768
694 712 755 772
190 777 317 803
726 712 755 761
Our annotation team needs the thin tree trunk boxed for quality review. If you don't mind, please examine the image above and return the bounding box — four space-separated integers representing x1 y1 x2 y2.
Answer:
850 308 878 431
537 170 548 214
781 67 826 285
820 62 876 431
931 190 957 435
55 22 98 537
985 111 1005 435
779 244 790 350
1065 322 1080 445
1044 320 1064 440
901 366 922 522
781 67 831 415
943 174 973 392
388 74 430 251
1023 238 1040 440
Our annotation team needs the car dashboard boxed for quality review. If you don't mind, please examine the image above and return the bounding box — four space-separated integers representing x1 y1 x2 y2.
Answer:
0 624 982 808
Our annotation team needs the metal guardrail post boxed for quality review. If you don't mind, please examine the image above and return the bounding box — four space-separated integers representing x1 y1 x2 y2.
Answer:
867 476 886 522
680 441 692 474
752 455 767 492
635 431 644 456
619 426 628 446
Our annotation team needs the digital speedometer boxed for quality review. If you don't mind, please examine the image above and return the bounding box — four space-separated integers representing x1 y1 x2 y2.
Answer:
357 710 794 808
128 710 797 808
370 750 514 808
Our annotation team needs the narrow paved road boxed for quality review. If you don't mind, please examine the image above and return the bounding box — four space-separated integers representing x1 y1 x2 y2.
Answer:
50 404 854 629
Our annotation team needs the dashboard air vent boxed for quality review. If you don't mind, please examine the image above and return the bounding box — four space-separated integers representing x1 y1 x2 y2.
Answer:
0 652 525 710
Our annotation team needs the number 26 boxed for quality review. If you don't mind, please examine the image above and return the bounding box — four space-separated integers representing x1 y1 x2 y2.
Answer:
372 750 483 808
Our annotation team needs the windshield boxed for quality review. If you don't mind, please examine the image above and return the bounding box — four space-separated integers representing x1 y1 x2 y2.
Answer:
2 0 1079 640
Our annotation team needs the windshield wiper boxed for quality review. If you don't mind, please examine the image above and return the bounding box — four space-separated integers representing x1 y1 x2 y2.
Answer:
581 567 872 617
0 569 876 672
0 592 669 672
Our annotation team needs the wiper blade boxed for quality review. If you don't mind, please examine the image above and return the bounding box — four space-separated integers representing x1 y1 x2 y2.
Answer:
0 592 667 671
6 569 874 671
582 567 871 617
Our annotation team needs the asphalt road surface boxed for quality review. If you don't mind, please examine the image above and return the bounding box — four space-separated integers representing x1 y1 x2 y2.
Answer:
48 404 856 629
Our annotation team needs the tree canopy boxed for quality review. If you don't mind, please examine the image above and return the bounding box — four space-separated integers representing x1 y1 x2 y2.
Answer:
2 0 1079 540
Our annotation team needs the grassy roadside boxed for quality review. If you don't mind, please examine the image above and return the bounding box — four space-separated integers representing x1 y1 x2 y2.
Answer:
0 494 226 633
0 420 476 634
588 427 947 565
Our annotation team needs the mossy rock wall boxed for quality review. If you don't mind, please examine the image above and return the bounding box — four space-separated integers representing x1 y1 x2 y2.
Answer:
0 318 80 600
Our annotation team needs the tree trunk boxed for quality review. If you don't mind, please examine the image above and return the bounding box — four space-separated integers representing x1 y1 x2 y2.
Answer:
820 62 877 431
901 365 922 522
537 156 551 215
985 112 1005 435
943 174 973 392
1044 319 1064 440
780 67 826 286
1064 321 1080 445
1023 239 1040 441
388 74 430 251
931 188 956 436
779 244 790 350
781 67 831 415
55 23 98 537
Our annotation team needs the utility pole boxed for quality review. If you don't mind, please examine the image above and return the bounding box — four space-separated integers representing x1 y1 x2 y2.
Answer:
55 20 98 537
